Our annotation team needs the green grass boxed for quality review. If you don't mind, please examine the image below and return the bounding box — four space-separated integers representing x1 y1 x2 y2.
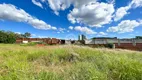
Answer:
0 44 142 80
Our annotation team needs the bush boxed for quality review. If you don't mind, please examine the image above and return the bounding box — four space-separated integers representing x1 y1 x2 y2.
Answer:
20 42 38 46
0 30 16 43
105 43 114 48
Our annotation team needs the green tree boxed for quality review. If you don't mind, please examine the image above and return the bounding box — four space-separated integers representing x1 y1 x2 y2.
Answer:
0 30 16 43
0 30 32 43
6 31 16 43
15 33 22 39
23 32 31 38
136 36 142 39
0 30 7 43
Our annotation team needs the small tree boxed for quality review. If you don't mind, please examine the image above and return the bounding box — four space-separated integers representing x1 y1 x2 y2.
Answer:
14 33 23 39
105 43 114 48
22 32 31 38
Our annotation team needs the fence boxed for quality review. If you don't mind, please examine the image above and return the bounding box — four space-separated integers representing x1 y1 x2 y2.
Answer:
85 39 142 51
16 38 61 45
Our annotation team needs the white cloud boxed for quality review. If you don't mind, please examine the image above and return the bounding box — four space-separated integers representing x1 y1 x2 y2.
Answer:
74 26 97 34
31 34 47 38
28 19 53 30
130 0 142 8
32 0 43 8
139 19 142 24
47 0 97 15
99 32 108 36
37 36 47 38
0 3 56 30
57 27 70 34
47 0 72 15
68 2 115 27
57 32 60 34
73 0 97 8
114 6 130 21
41 0 46 3
107 20 141 33
31 0 142 28
34 0 115 27
31 34 36 37
58 28 66 33
106 0 115 4
15 32 21 34
51 27 57 30
59 28 66 31
69 26 74 30
114 0 142 21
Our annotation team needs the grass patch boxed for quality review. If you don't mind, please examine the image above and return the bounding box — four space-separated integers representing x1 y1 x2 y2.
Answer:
0 44 142 80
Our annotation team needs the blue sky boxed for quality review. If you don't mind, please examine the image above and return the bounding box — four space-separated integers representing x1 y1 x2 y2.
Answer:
0 0 142 39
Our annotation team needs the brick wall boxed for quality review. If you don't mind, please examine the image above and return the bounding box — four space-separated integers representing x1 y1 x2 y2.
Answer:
85 39 142 51
115 43 142 51
16 38 61 45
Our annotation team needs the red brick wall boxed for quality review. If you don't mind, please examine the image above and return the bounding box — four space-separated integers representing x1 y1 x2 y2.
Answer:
16 38 61 45
85 43 142 51
115 43 142 51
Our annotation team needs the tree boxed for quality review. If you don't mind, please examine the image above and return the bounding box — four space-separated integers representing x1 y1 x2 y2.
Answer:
15 33 22 39
17 32 31 38
0 30 16 43
0 30 32 43
0 30 7 43
23 32 31 38
136 36 142 39
6 31 16 43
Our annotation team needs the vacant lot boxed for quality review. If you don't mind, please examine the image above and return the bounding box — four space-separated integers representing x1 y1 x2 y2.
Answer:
0 44 142 80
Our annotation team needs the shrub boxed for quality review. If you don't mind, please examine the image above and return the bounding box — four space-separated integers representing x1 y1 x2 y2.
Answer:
0 30 16 43
105 43 114 48
36 71 63 80
20 42 39 46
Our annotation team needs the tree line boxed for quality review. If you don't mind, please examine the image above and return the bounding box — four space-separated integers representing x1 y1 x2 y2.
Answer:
0 30 31 43
136 36 142 39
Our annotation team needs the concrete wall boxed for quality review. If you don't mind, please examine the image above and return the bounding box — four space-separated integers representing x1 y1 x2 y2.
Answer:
85 39 142 51
85 39 95 44
106 39 118 43
85 39 142 44
65 40 71 44
95 39 107 44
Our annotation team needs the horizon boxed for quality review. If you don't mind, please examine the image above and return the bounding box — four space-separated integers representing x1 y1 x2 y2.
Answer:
0 0 142 40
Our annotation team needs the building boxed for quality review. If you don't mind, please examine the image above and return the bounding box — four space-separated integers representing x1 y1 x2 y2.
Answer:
92 37 117 39
85 37 142 51
78 35 86 41
85 37 118 45
16 38 76 45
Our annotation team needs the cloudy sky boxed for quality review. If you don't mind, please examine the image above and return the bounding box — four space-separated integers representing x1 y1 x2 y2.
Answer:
0 0 142 39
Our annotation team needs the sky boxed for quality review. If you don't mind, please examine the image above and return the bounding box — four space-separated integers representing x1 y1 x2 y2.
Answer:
0 0 142 39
